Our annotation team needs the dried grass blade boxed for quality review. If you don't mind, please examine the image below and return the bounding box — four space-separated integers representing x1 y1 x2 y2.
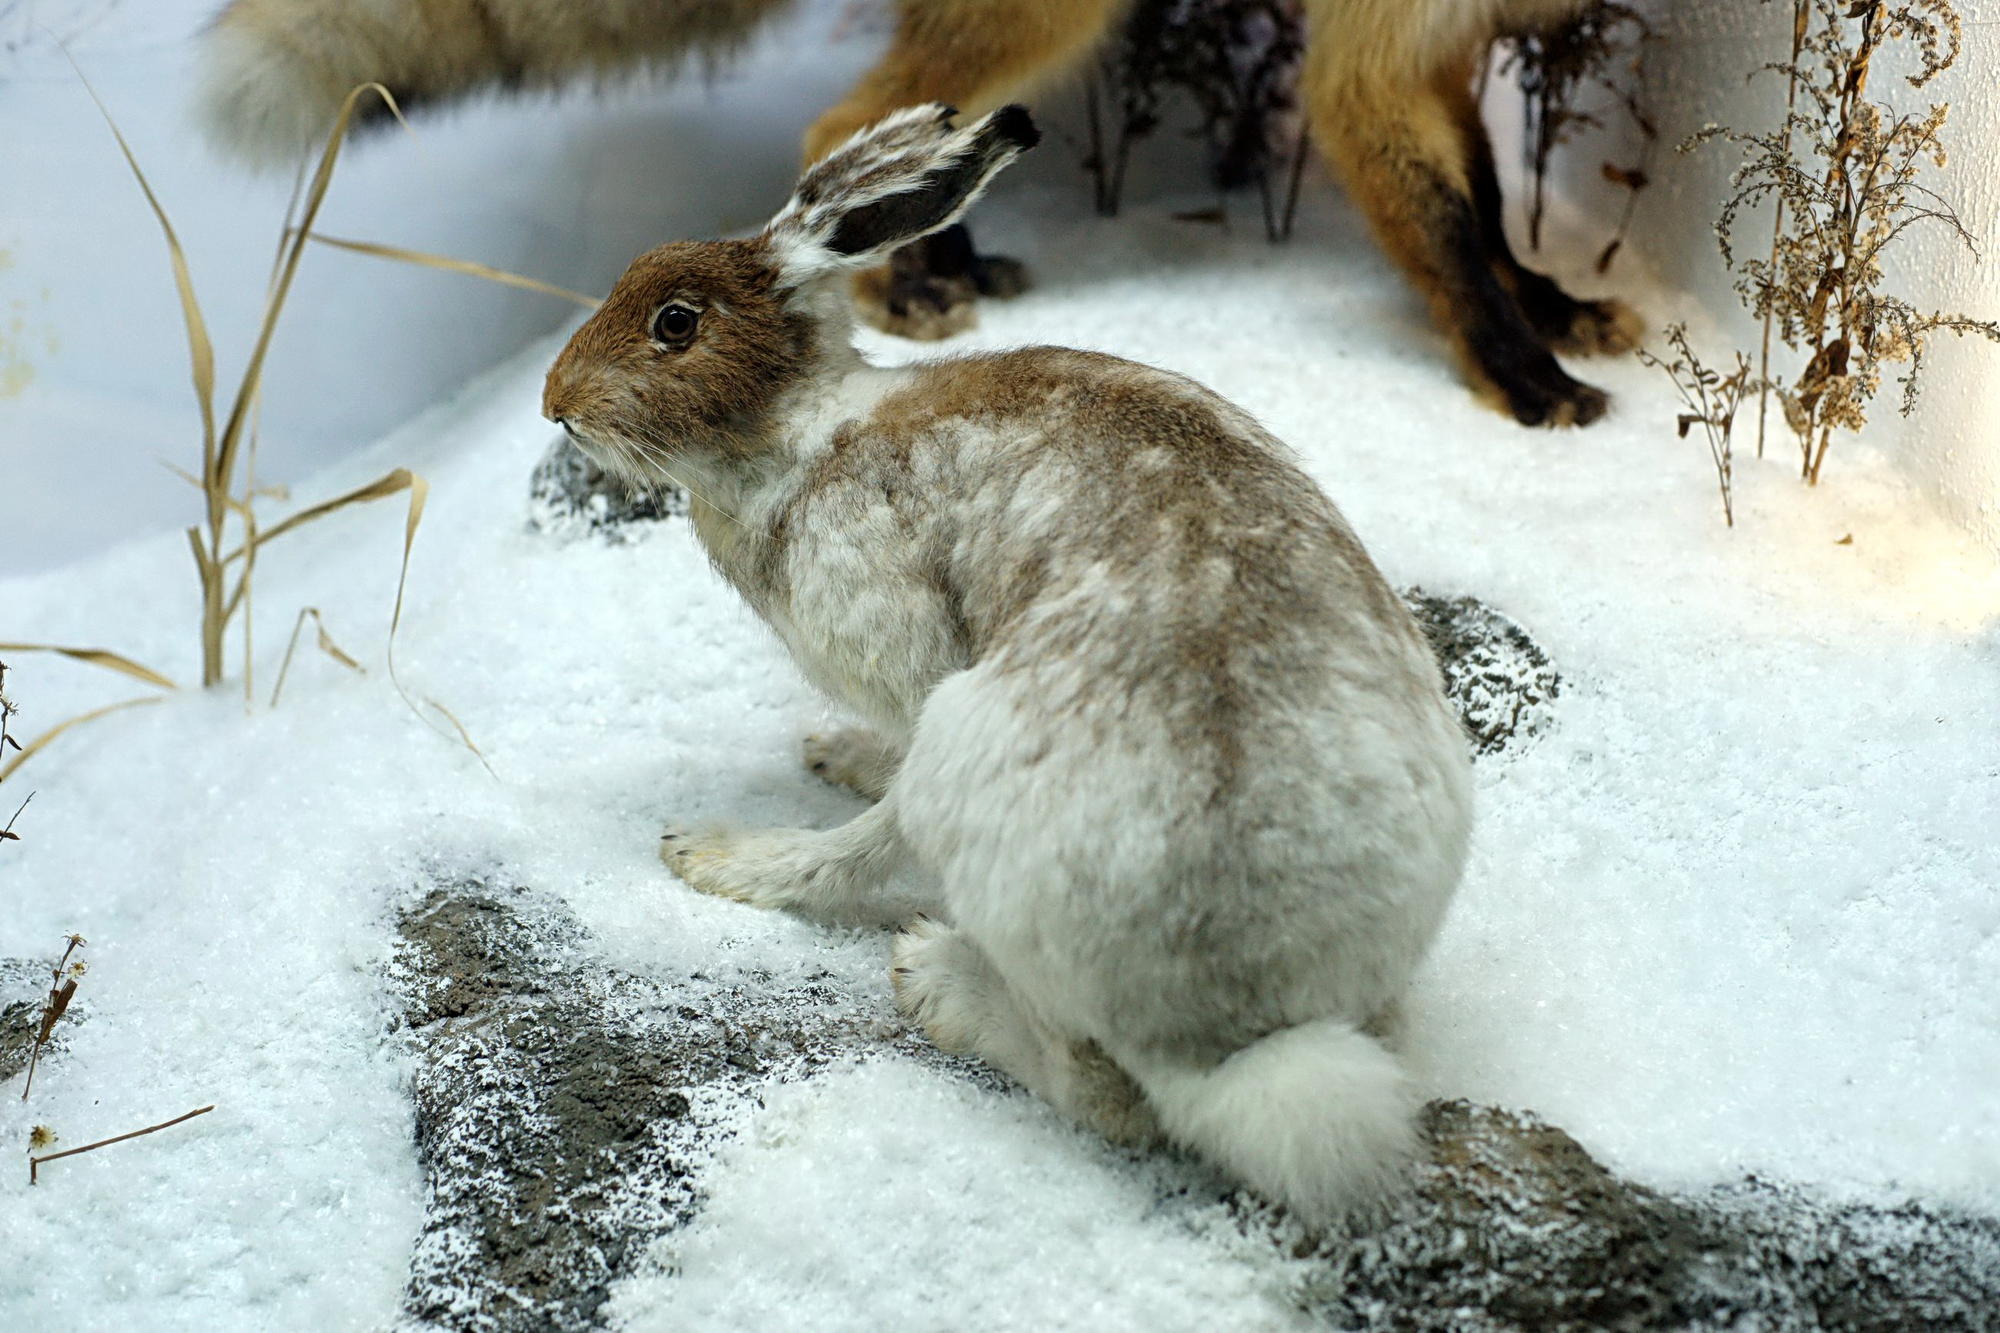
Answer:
0 696 166 785
224 467 420 567
0 644 179 692
381 478 496 777
29 1105 215 1185
306 233 603 309
270 607 366 708
213 83 405 509
69 61 218 486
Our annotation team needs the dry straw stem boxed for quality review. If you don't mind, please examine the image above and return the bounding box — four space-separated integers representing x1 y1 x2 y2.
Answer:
305 233 602 309
29 1105 214 1185
20 934 86 1103
0 696 164 786
270 607 365 708
3 78 493 783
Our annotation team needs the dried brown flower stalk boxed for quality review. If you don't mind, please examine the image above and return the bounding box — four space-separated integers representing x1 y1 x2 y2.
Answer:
1690 0 1999 484
1638 324 1753 526
1086 0 1309 240
20 934 86 1101
29 1104 214 1185
1501 0 1656 271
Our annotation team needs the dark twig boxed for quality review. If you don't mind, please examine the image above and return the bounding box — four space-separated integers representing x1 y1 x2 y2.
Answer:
0 791 31 843
30 1105 215 1184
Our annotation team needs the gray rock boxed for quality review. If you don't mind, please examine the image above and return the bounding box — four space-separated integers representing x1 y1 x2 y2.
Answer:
1 956 76 1086
1300 1100 2000 1331
390 881 924 1331
392 888 2000 1332
528 436 685 537
1402 587 1562 756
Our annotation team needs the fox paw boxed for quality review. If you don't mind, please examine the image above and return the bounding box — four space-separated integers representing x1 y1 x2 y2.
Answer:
1547 298 1641 359
854 264 978 341
1475 354 1610 429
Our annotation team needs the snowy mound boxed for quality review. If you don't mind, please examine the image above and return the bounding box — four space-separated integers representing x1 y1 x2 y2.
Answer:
4 171 1999 1327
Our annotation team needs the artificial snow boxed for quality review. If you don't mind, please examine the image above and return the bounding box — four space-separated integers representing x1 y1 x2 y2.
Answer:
2 129 1997 1328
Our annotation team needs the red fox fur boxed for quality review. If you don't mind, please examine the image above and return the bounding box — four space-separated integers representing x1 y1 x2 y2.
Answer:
200 0 1637 426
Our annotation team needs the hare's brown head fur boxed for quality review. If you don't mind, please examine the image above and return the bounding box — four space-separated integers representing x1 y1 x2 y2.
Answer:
546 103 1037 490
543 238 818 484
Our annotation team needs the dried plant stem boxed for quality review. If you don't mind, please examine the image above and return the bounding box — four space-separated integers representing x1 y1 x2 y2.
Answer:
0 660 17 759
270 607 365 708
305 233 602 308
20 935 84 1102
29 1105 215 1184
1756 0 1811 459
1 792 31 841
1638 324 1751 527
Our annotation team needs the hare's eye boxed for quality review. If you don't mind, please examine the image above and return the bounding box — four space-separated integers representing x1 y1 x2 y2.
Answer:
653 303 699 345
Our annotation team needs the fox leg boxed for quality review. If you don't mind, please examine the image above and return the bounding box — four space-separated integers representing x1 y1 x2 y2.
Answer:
805 0 1129 339
1301 24 1608 426
1454 80 1641 358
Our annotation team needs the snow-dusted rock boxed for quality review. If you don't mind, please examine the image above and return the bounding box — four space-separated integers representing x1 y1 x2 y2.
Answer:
1400 589 1562 757
527 436 686 538
1311 1100 2000 1330
393 888 2000 1332
391 881 934 1331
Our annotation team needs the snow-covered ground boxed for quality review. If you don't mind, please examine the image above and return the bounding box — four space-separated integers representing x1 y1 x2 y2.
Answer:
3 114 1998 1327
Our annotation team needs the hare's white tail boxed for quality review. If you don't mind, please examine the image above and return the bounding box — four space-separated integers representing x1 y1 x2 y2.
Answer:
1128 1019 1419 1224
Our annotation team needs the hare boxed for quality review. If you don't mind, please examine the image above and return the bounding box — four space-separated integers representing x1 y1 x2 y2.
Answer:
543 104 1473 1223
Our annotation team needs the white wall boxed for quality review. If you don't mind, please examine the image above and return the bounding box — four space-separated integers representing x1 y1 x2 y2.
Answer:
1622 0 2000 548
0 0 874 576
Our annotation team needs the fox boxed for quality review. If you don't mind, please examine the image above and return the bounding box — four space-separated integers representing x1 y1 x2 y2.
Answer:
198 0 1639 426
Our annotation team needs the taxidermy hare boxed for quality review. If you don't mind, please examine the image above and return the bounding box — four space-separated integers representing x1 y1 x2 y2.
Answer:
543 105 1473 1223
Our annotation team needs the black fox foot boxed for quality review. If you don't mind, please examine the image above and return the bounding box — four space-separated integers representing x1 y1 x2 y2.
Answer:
1508 269 1641 359
854 223 1029 341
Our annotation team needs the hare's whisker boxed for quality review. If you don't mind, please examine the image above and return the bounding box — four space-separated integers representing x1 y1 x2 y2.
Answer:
623 427 749 530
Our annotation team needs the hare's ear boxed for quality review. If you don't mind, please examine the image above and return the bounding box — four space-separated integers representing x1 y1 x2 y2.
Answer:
766 103 1039 285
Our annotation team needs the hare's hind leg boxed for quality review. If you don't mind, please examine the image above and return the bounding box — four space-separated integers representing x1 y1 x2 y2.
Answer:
892 918 1160 1146
802 727 904 801
664 798 918 927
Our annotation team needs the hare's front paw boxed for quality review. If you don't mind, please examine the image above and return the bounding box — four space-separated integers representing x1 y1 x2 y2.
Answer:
803 728 901 801
660 827 806 911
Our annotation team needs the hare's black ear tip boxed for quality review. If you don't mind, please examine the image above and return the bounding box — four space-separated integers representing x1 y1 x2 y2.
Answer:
988 104 1041 152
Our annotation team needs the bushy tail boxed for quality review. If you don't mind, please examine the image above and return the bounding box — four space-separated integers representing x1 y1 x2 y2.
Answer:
1128 1019 1419 1225
197 0 794 165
